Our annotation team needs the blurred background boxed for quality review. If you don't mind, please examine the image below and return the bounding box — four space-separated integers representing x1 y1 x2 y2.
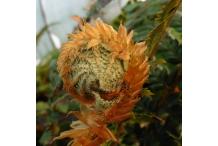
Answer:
36 0 181 146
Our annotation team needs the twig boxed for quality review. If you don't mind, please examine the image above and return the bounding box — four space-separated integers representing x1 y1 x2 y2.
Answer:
39 0 56 49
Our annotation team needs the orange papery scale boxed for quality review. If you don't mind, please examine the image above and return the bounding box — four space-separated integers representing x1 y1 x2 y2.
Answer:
55 17 150 146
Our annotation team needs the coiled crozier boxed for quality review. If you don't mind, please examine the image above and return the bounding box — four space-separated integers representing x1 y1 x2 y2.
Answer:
70 46 127 110
56 18 150 146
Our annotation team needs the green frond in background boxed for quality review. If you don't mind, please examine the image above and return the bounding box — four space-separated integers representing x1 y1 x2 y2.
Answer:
145 0 181 58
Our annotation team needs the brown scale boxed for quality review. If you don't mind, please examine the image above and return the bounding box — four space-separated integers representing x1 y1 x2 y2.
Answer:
55 17 150 146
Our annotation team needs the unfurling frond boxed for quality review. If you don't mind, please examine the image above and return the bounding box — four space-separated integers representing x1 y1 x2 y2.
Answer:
55 17 149 146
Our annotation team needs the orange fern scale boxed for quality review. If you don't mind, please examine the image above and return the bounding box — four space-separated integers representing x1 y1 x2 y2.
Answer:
56 17 150 146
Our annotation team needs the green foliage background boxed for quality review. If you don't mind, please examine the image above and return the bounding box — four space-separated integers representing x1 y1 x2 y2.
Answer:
36 0 182 146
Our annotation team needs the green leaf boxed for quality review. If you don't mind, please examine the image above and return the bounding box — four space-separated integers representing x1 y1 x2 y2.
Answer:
145 0 181 59
167 27 182 45
55 103 69 113
124 2 139 12
156 58 167 64
52 96 72 113
39 130 52 145
142 88 154 97
36 102 49 115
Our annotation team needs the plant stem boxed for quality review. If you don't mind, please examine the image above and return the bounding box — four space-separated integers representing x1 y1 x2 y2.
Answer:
39 0 56 49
